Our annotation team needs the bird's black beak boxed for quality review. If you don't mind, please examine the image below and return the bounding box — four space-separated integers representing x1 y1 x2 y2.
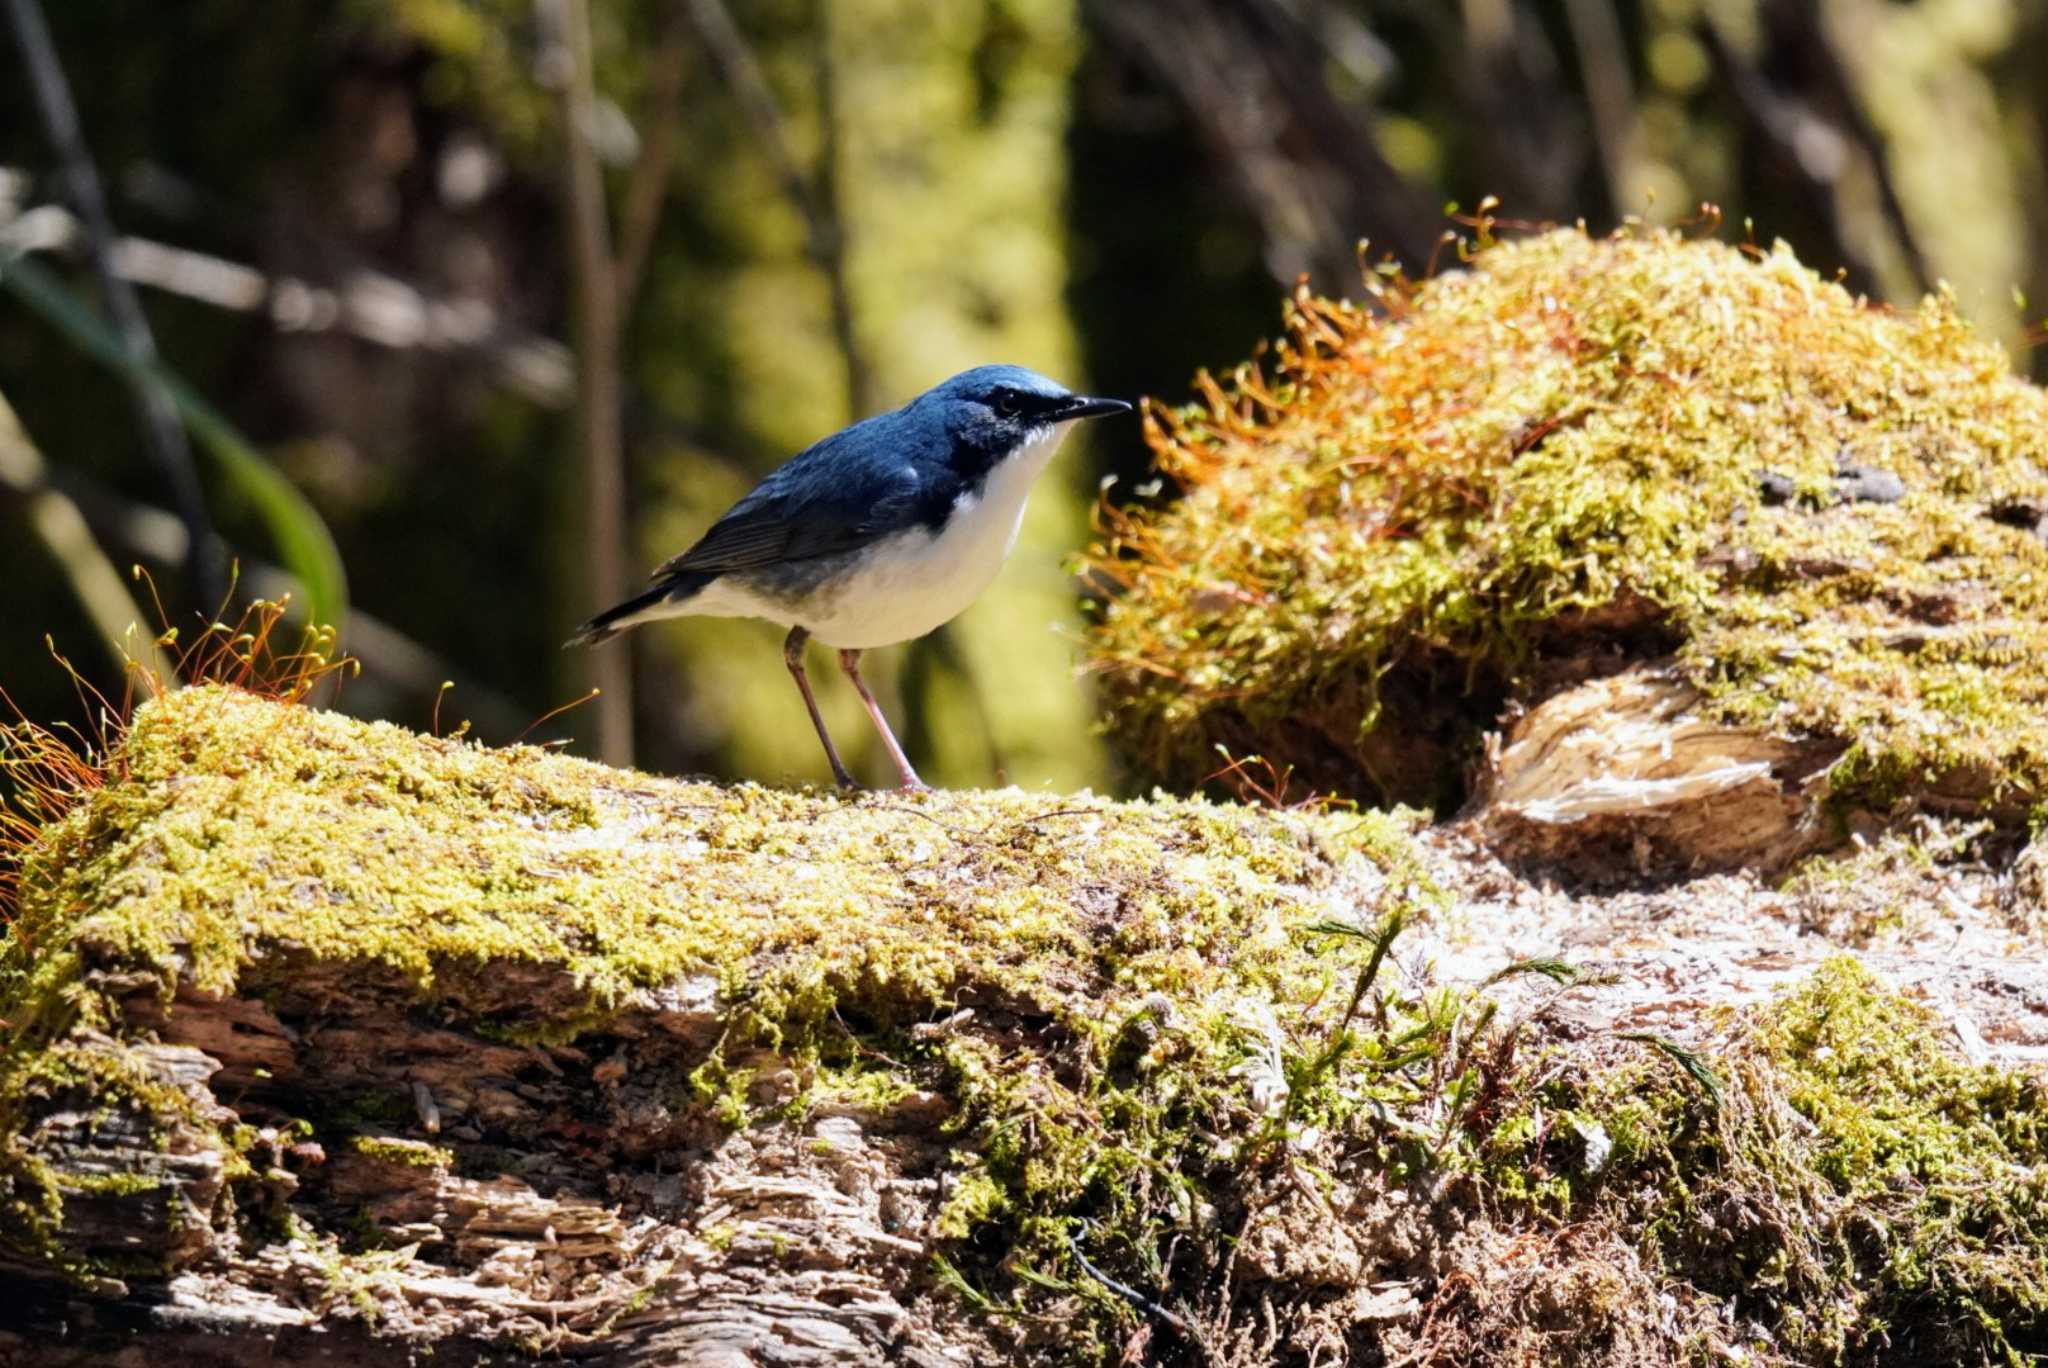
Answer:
1057 395 1134 422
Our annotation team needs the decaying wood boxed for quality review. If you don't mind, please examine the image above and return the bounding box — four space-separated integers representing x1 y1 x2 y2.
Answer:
4 961 998 1366
1476 663 1843 880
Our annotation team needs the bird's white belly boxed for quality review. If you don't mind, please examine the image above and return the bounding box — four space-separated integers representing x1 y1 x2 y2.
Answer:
687 424 1069 650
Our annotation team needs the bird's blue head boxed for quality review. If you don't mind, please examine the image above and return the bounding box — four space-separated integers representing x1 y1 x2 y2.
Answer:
912 365 1132 468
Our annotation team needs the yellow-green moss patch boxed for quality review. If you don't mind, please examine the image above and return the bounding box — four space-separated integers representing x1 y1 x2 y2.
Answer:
1569 958 2048 1363
347 1136 454 1171
1 685 1426 1042
1084 226 2048 814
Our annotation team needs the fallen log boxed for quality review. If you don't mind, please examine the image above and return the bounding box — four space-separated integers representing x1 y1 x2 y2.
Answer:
3 686 2045 1365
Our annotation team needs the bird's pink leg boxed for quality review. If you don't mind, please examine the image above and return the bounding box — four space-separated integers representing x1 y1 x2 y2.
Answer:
783 627 856 789
837 649 928 791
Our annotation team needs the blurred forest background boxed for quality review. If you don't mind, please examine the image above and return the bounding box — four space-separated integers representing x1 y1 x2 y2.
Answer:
2 0 2046 793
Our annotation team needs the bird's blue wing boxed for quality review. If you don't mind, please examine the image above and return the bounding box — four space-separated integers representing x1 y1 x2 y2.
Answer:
654 415 933 577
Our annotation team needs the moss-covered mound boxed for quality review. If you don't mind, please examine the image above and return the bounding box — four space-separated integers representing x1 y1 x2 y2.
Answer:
1083 227 2048 814
2 687 2045 1364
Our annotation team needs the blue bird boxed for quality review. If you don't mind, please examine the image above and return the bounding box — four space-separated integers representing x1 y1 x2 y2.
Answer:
569 365 1132 790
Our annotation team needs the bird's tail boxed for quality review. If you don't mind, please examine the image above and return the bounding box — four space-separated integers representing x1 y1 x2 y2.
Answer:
565 571 714 648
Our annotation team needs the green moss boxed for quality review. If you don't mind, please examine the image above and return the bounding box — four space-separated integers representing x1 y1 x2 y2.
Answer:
4 687 1415 1043
301 1223 418 1327
1760 961 2044 1190
1569 958 2048 1363
806 1062 918 1116
689 1056 756 1130
936 1169 1009 1239
348 1136 455 1171
1084 226 2048 814
55 1171 166 1199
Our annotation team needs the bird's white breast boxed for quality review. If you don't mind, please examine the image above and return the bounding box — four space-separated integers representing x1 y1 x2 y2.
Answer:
763 423 1070 649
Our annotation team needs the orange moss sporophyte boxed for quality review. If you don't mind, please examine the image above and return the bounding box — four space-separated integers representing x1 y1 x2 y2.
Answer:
1 596 351 962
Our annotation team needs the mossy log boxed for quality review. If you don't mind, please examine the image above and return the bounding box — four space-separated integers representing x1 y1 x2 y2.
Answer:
3 686 2047 1365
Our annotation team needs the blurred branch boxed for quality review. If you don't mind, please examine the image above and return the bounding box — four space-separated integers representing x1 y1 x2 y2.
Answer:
1458 0 1513 50
1 203 574 407
0 389 176 682
684 0 875 415
808 0 874 416
539 0 635 768
613 8 688 315
1561 0 1637 216
1779 2 1936 297
1087 0 1441 285
3 0 225 610
1444 0 1586 223
1702 4 1934 297
0 247 348 633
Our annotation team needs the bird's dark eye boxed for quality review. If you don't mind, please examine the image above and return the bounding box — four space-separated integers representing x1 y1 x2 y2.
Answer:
992 390 1022 418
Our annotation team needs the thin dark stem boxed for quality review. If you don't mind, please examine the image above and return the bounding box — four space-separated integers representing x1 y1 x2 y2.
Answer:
613 7 688 316
684 0 874 416
1066 1224 1201 1349
4 0 225 611
808 0 874 416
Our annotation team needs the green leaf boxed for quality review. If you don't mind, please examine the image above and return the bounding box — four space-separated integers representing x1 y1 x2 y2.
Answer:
929 1252 1004 1314
0 250 347 631
1483 957 1583 986
1620 1031 1725 1109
